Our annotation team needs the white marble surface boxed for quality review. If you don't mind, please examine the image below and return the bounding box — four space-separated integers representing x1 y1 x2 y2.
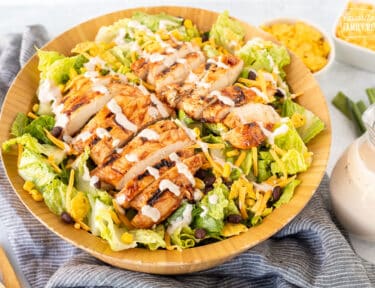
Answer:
0 0 374 286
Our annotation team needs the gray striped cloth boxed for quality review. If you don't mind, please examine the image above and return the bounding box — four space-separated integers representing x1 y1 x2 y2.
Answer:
0 25 374 288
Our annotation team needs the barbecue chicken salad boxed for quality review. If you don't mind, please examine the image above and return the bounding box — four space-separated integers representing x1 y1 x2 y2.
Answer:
3 11 325 251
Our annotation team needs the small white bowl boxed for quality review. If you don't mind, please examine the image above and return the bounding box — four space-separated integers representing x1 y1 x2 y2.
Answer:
260 18 335 77
332 0 375 72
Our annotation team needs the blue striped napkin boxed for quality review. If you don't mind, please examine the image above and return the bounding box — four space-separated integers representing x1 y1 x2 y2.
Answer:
0 25 374 288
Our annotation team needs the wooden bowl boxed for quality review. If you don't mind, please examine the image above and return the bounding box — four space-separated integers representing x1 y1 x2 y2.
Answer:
0 6 331 274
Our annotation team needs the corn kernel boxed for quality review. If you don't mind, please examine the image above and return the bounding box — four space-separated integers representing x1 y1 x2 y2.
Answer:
222 162 231 178
184 19 193 29
171 30 184 41
23 181 34 192
194 177 205 190
246 198 256 207
32 104 39 113
191 37 202 47
30 189 43 202
121 232 134 244
226 149 239 157
291 113 306 128
74 222 81 230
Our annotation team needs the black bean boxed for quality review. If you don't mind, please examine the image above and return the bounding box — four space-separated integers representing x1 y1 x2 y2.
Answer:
247 70 257 80
195 169 209 180
194 228 206 239
227 214 242 224
204 185 213 194
205 63 212 70
204 175 216 188
201 31 209 42
61 212 74 224
51 126 63 138
275 88 285 98
272 186 282 202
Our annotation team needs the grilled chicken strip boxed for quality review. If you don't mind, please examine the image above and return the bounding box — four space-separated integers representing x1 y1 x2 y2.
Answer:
115 148 195 208
91 120 192 190
54 73 124 136
131 42 200 83
129 153 206 228
223 122 266 149
72 84 171 165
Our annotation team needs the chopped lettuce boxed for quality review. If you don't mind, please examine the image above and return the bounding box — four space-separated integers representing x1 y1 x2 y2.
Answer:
17 147 56 188
236 38 290 78
10 113 55 144
37 49 87 84
170 226 196 249
10 113 29 137
271 149 308 175
204 123 228 135
131 226 166 250
178 109 195 125
282 99 325 143
95 19 131 43
209 11 245 52
273 179 301 208
257 151 273 182
42 179 69 215
131 12 182 32
240 150 252 175
193 184 229 236
274 122 307 154
24 115 55 144
92 200 136 251
2 134 66 164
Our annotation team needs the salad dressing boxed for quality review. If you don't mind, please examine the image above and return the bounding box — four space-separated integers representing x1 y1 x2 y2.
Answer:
249 87 268 101
210 90 235 107
96 127 111 139
146 166 160 179
167 204 193 235
107 99 138 132
125 153 139 162
159 179 181 196
257 122 289 145
74 131 92 142
330 105 375 247
169 152 195 186
141 205 161 222
38 79 61 104
112 138 120 147
150 94 169 117
137 129 160 141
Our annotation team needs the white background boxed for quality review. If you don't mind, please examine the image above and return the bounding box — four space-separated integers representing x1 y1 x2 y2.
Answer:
0 0 374 286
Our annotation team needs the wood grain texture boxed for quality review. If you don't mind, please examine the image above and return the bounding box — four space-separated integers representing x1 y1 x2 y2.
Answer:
0 247 21 288
0 6 331 274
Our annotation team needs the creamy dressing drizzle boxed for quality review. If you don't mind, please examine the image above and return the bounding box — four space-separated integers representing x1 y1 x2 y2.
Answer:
257 122 289 145
107 99 138 132
210 90 235 107
208 194 218 205
116 193 127 205
159 179 181 196
141 205 161 222
167 203 193 235
207 57 229 69
89 175 99 187
74 131 92 142
249 87 269 102
112 138 120 147
125 153 139 162
146 166 160 179
169 152 195 186
137 129 160 141
150 94 169 117
96 127 111 139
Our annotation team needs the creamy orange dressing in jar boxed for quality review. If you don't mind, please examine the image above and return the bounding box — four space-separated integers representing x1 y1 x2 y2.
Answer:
330 104 375 262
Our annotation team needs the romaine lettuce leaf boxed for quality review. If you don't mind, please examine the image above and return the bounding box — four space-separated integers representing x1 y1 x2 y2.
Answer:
170 226 196 249
274 122 307 154
131 226 166 251
257 151 273 182
273 179 301 208
37 50 65 80
131 12 182 32
209 11 245 52
42 178 69 215
282 99 325 143
193 184 229 235
236 38 290 78
24 115 55 144
10 113 29 137
271 149 308 175
2 134 66 164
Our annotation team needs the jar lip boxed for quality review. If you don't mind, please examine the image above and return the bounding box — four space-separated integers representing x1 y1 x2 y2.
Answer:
363 104 375 145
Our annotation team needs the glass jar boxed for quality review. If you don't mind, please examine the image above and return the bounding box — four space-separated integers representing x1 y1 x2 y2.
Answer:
330 104 375 263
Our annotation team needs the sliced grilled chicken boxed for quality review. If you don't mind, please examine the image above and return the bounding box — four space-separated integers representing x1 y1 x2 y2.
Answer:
223 122 266 149
54 74 123 136
91 120 192 189
131 42 199 83
223 103 281 129
131 190 183 229
129 153 206 228
198 55 243 92
72 84 171 165
115 148 195 208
